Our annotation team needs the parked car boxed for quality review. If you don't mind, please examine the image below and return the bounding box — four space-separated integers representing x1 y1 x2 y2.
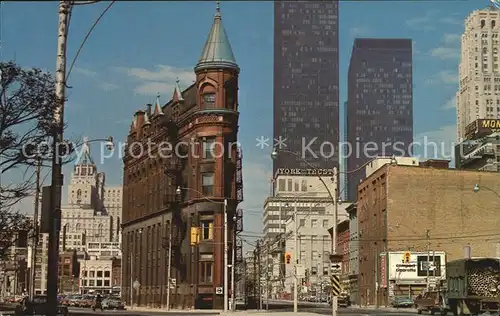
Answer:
15 296 68 316
102 297 125 310
391 296 414 308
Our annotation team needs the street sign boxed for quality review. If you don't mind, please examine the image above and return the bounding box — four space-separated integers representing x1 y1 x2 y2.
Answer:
169 278 176 289
330 262 342 275
295 264 305 278
331 275 341 296
216 287 223 295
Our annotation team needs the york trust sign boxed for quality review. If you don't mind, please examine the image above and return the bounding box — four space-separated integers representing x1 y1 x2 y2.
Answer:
276 168 335 176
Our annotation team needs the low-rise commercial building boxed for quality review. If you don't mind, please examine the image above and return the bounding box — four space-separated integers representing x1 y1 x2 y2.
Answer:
357 161 500 306
80 258 120 294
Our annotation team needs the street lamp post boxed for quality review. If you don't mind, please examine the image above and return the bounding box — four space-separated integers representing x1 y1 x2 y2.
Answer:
473 183 500 199
175 186 229 312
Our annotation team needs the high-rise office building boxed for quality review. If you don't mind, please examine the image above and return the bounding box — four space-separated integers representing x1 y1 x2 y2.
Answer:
456 7 500 141
346 38 414 202
273 1 339 174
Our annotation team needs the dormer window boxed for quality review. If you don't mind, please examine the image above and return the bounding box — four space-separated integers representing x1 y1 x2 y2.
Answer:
202 93 216 108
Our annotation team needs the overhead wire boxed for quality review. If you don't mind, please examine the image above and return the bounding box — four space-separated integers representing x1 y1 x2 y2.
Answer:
66 0 116 83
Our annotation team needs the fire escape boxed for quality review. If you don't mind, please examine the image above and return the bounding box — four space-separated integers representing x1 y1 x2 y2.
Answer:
234 148 244 282
162 119 188 279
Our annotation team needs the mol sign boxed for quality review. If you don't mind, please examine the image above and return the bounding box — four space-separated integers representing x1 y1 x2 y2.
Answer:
387 251 446 281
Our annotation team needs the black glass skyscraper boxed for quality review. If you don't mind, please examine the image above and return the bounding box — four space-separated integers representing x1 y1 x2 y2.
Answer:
346 38 414 202
273 1 339 174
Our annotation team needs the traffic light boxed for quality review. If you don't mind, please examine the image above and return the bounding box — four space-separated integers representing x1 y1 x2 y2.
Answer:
285 252 292 264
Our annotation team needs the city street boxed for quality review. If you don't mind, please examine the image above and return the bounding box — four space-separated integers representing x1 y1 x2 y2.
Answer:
66 307 420 316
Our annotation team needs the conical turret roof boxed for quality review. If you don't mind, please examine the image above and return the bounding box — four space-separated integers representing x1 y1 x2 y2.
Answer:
194 1 238 73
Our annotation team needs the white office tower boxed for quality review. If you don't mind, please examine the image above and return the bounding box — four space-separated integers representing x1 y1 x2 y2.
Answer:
457 7 500 140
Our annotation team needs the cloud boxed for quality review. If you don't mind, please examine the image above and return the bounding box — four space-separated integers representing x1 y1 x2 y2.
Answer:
429 33 460 60
413 125 457 162
113 65 196 96
100 82 119 91
439 16 462 25
443 33 461 45
349 27 370 38
73 67 97 77
72 67 119 91
442 96 457 110
406 10 438 31
429 47 459 60
240 154 272 236
425 69 458 85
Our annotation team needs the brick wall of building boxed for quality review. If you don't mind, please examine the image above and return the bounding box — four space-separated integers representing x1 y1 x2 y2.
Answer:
357 165 500 306
336 220 350 276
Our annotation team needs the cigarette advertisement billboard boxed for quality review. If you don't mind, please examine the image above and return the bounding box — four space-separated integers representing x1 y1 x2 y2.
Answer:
387 251 446 281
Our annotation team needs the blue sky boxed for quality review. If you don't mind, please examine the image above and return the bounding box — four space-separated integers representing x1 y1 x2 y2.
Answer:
2 1 488 238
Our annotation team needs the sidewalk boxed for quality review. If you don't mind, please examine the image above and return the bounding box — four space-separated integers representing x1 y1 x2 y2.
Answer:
220 313 322 316
351 305 418 312
124 306 222 313
123 306 321 315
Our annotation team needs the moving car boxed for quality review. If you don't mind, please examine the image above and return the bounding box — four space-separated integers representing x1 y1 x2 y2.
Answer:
329 295 350 308
15 296 68 316
102 297 126 310
391 296 414 308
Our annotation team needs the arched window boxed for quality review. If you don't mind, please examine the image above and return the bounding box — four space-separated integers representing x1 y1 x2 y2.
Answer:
97 224 103 237
492 20 496 29
481 20 485 28
202 93 216 108
75 223 81 231
76 189 82 204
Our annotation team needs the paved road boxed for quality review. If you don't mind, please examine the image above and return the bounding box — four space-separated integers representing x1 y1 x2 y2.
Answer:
267 307 418 315
68 308 220 316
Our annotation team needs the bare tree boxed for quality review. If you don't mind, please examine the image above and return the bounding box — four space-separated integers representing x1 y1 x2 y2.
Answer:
0 61 57 257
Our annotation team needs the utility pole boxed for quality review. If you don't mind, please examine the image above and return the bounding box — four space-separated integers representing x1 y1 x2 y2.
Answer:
331 167 339 316
253 246 257 306
426 229 430 291
166 222 172 311
293 200 298 313
46 2 71 315
257 240 262 310
223 199 228 312
266 241 269 310
30 157 41 300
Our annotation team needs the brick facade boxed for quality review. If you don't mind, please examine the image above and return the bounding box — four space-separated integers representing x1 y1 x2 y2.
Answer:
336 220 350 277
357 164 500 307
121 8 242 310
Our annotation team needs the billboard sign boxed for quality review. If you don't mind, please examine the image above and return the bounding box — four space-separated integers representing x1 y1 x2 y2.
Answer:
388 251 445 282
464 119 500 140
275 168 335 176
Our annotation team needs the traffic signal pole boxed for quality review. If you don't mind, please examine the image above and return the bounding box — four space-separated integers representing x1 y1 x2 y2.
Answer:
293 201 298 313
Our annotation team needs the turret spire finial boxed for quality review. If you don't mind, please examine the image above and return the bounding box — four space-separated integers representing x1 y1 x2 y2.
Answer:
216 1 220 13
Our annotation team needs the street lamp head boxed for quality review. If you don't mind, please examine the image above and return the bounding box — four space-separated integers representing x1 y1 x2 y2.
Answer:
105 136 114 151
176 186 182 195
271 148 278 160
473 183 480 193
390 155 397 166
